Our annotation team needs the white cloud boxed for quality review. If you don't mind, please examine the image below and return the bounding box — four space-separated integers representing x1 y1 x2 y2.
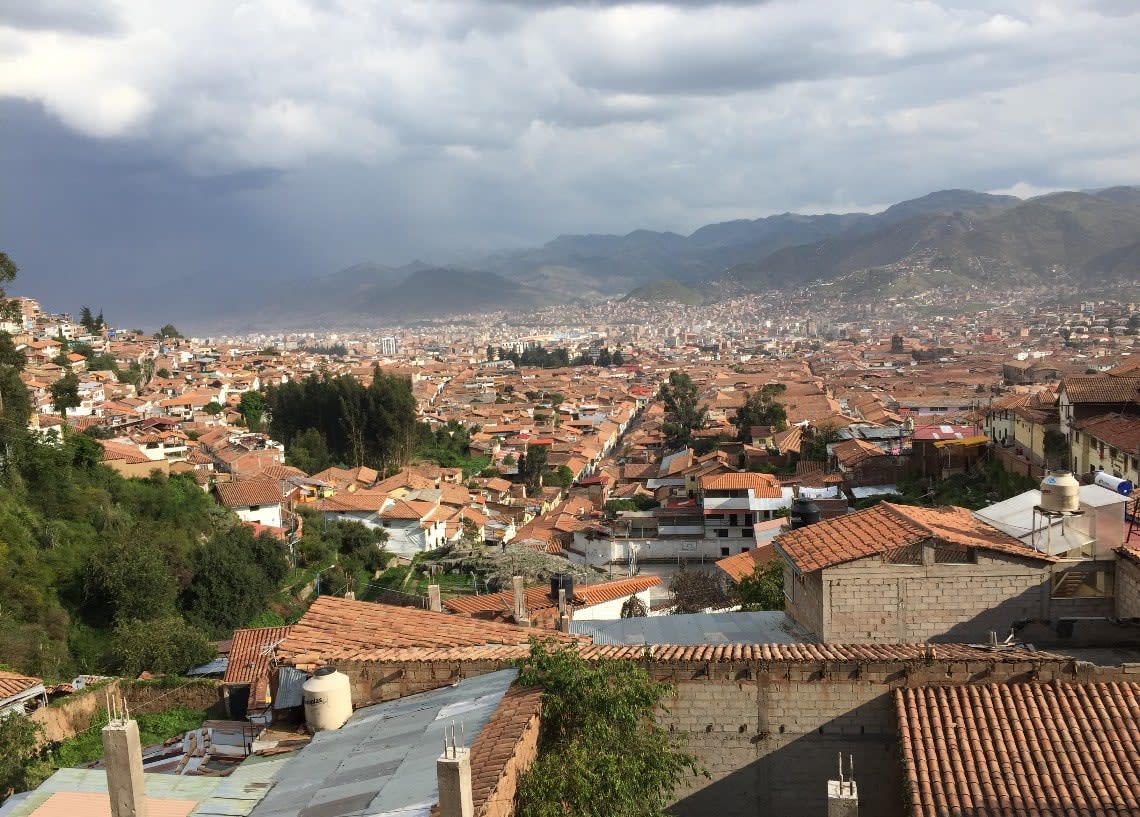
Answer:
1 0 1139 265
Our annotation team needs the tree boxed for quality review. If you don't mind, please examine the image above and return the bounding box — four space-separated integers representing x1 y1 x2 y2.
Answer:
156 367 171 379
287 427 333 474
669 569 733 614
620 595 648 618
659 372 707 451
182 526 288 637
735 558 785 611
238 391 265 431
612 349 624 366
49 371 80 421
801 421 841 463
204 400 224 416
732 383 788 442
515 639 703 817
79 306 96 334
154 324 183 340
519 444 547 496
111 616 215 676
459 517 483 552
1043 429 1069 469
0 711 42 796
597 348 612 367
85 541 178 624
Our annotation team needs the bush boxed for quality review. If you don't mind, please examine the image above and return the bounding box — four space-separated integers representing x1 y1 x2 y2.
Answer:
111 616 215 676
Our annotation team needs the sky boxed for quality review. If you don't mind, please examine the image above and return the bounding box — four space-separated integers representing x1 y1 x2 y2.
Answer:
2 0 1140 318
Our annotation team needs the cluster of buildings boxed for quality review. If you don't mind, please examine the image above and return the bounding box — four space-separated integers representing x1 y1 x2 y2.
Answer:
6 288 1140 816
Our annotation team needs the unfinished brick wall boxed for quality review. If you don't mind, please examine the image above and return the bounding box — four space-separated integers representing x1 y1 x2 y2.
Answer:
1117 556 1140 618
480 709 541 817
802 551 1051 643
329 651 1119 817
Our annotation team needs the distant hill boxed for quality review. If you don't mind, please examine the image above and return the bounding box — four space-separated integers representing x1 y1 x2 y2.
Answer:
196 184 1140 328
723 188 1140 295
623 279 706 306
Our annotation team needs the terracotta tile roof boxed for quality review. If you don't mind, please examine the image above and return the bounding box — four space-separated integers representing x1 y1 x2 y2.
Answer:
0 670 42 700
100 440 150 464
222 625 291 708
1074 413 1140 452
1061 375 1140 405
443 576 660 617
305 642 1059 665
214 478 282 508
312 489 389 513
714 544 777 582
897 682 1140 817
699 471 783 496
380 498 435 521
774 502 1052 574
832 437 887 467
277 596 573 669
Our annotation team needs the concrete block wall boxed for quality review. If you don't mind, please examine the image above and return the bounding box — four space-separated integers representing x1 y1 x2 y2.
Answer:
1117 557 1140 618
784 564 824 636
328 652 1126 817
815 554 1051 643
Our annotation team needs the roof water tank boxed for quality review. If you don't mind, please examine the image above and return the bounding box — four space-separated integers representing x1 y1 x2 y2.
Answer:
1094 471 1134 496
1040 471 1080 513
550 572 575 602
303 666 352 731
790 497 821 529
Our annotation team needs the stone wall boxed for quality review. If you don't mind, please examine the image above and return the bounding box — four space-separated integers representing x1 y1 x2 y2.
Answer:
1118 556 1140 618
327 651 1118 817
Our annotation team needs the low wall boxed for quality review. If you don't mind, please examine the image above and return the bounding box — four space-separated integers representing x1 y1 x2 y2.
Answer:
31 678 225 745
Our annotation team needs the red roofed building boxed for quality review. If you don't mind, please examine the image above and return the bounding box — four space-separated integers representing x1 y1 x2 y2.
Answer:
698 470 793 544
773 502 1057 643
444 575 660 626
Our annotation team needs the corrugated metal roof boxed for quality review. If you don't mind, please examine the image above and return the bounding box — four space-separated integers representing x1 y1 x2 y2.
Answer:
247 669 517 817
570 612 815 646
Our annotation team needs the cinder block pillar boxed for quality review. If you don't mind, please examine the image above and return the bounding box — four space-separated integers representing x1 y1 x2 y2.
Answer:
437 747 474 817
827 779 858 816
102 717 149 817
428 584 442 612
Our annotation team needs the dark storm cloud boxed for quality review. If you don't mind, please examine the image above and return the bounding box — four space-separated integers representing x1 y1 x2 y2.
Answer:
1 0 1139 310
0 0 119 34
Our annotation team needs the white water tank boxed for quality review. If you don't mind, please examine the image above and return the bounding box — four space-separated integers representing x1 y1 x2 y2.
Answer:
1040 471 1080 513
1094 471 1134 496
303 666 353 731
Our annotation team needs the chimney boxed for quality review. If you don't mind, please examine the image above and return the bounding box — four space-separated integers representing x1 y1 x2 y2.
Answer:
827 754 858 817
102 696 149 817
437 724 474 817
557 588 570 632
428 584 443 613
512 576 529 626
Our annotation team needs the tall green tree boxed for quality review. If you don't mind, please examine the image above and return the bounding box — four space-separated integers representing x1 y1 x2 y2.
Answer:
49 372 81 422
519 444 547 496
732 383 788 442
735 558 785 611
659 371 707 451
515 639 703 817
239 390 265 431
182 526 288 637
0 711 42 795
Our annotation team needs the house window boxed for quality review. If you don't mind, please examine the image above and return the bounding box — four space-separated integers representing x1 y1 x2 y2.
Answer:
720 547 730 557
249 505 260 512
716 529 728 538
742 528 753 537
740 546 750 553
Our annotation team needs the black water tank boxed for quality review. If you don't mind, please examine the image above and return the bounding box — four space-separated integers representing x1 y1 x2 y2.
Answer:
790 497 821 529
550 572 575 601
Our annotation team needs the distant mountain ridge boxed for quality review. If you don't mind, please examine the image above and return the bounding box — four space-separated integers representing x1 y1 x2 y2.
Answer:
204 184 1140 327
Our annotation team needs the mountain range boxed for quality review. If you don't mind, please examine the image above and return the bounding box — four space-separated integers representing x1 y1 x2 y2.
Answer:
191 185 1140 328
